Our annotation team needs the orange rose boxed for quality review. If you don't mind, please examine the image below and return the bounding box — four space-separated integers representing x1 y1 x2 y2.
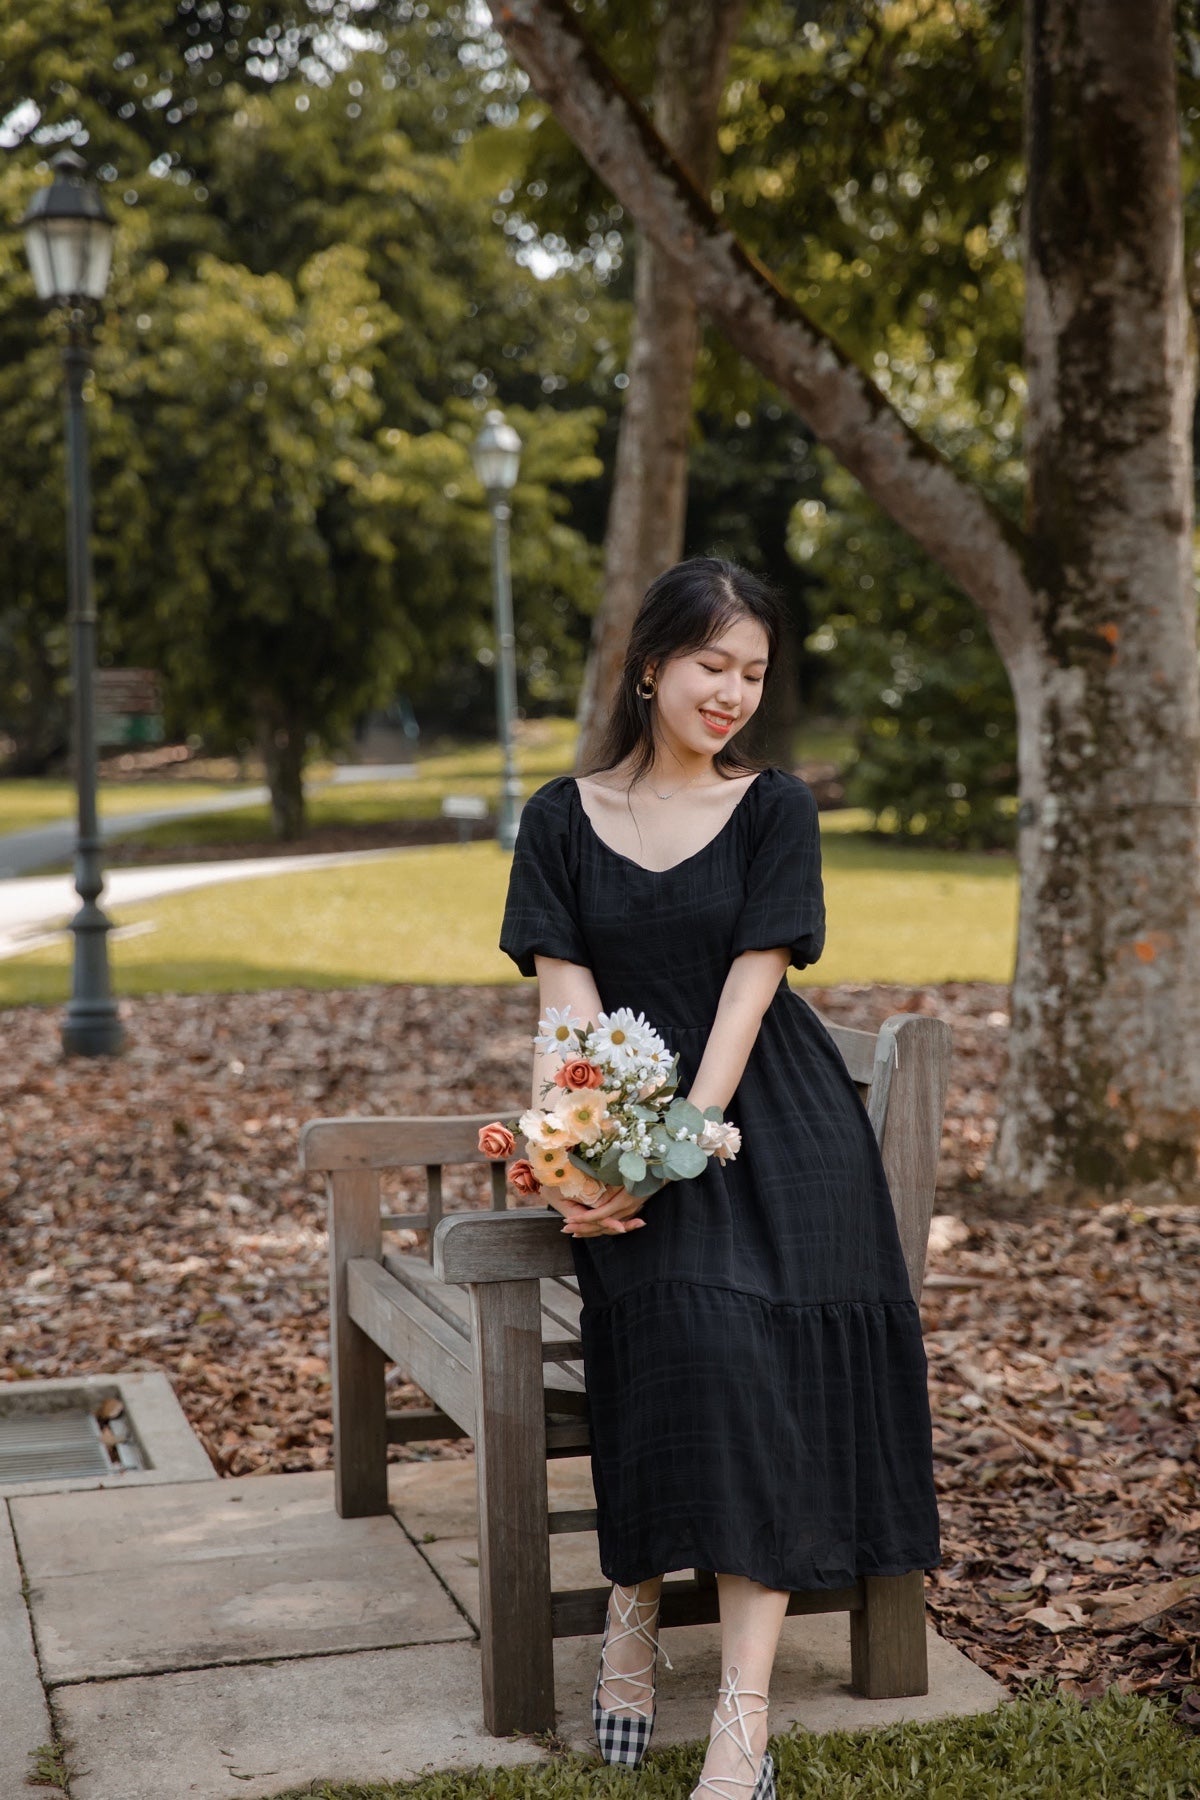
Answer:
507 1159 542 1196
552 1057 605 1091
477 1121 516 1159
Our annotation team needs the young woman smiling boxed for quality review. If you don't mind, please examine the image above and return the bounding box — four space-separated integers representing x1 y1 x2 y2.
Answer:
500 558 940 1796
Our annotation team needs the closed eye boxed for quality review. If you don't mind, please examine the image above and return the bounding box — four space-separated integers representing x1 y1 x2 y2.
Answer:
702 663 764 682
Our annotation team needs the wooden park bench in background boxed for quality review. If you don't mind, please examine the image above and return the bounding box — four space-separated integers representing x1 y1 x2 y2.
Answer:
299 1007 953 1738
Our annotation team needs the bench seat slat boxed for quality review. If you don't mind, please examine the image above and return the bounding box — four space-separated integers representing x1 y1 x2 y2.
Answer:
347 1259 475 1436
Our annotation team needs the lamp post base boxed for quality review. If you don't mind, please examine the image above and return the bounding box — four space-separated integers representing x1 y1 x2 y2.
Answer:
62 997 124 1058
62 898 123 1057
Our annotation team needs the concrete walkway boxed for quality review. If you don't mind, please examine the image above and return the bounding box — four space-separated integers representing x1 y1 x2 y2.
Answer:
0 764 419 880
0 788 272 880
0 845 418 962
3 1453 1007 1800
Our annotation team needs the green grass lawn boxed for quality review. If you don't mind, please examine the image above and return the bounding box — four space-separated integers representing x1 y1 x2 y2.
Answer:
0 820 1017 1007
0 719 849 847
253 1684 1198 1799
0 778 235 835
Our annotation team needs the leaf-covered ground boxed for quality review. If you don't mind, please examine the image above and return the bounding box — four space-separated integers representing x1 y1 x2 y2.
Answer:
1 982 1196 1712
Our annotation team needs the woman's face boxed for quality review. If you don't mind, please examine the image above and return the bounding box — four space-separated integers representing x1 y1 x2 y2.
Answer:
648 614 771 758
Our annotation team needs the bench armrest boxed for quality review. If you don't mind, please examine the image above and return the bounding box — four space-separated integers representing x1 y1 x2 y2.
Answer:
433 1210 574 1283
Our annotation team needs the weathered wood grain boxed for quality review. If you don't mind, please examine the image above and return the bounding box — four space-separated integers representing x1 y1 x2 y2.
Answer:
849 1571 929 1697
326 1168 389 1518
434 1210 575 1282
347 1259 475 1435
470 1278 556 1735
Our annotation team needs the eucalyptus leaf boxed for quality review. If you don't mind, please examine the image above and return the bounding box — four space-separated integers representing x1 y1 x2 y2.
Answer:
664 1098 704 1135
703 1106 725 1122
664 1139 708 1179
618 1150 647 1184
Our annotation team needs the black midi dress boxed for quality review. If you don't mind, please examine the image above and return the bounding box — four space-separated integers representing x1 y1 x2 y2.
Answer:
498 766 941 1594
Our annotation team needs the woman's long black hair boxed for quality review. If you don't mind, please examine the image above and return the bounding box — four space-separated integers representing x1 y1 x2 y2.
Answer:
580 556 784 785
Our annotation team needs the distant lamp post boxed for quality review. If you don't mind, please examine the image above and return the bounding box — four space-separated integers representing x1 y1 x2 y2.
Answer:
472 408 523 852
21 150 122 1056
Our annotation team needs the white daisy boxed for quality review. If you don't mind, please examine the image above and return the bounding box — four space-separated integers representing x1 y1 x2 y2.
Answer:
590 1008 666 1069
533 1005 588 1056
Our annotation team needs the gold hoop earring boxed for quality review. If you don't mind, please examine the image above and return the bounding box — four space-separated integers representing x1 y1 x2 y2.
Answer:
636 673 657 700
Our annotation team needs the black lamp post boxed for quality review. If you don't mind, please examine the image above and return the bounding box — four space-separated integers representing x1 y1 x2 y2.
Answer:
471 408 523 852
21 150 122 1056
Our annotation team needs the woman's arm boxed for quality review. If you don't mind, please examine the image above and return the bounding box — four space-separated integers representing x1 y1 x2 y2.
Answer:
554 947 790 1240
684 947 790 1114
531 953 604 1108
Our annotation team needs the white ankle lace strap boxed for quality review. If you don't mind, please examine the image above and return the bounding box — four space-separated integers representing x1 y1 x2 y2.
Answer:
693 1664 770 1798
599 1582 674 1705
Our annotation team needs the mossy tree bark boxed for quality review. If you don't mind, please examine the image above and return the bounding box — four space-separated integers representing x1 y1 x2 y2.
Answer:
493 0 1200 1196
993 0 1200 1192
574 0 747 765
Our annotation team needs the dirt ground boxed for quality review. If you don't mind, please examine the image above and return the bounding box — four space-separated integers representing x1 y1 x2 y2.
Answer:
2 980 1196 1709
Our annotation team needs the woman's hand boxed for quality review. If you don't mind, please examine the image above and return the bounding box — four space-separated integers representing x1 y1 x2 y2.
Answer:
551 1182 646 1238
551 1177 674 1238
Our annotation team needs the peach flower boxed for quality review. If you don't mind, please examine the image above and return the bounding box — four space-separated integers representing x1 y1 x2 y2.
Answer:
558 1165 607 1207
519 1108 576 1150
528 1143 573 1185
507 1159 542 1197
477 1121 516 1159
550 1087 611 1147
552 1057 605 1091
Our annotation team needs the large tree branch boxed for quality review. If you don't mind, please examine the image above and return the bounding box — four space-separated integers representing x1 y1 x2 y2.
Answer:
493 0 1036 661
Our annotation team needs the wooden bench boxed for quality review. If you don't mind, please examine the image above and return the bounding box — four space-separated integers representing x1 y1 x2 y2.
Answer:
299 1007 952 1737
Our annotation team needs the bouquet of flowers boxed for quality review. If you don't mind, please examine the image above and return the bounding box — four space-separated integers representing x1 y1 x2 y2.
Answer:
477 1005 741 1207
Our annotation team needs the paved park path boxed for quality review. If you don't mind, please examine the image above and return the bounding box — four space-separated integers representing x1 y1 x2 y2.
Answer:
0 765 423 959
0 763 419 880
0 846 412 962
0 787 273 879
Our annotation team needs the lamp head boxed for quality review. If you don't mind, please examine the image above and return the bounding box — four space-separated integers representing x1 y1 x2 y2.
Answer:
471 408 522 498
21 150 115 310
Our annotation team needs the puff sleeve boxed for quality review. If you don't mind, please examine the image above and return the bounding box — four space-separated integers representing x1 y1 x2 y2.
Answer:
729 772 826 970
499 784 590 978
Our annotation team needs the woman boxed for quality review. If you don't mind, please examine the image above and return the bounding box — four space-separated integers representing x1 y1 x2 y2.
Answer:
499 557 941 1797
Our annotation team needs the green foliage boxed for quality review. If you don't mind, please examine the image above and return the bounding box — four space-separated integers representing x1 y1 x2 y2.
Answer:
717 1 1026 841
795 459 1019 848
0 3 610 821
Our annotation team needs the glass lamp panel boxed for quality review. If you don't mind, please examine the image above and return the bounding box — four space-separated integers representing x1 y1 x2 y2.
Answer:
471 412 522 493
22 223 57 303
23 214 113 304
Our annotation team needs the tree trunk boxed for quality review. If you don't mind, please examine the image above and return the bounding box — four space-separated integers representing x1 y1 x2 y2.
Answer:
256 702 307 841
492 0 1200 1196
992 0 1200 1194
574 0 747 765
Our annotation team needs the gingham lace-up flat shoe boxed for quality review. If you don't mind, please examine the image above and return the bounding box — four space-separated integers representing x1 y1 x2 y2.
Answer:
592 1582 673 1767
689 1665 776 1800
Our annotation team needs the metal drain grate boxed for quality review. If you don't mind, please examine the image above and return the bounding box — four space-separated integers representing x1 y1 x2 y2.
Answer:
0 1409 117 1484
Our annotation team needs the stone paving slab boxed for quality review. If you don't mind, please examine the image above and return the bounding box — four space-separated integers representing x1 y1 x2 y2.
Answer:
53 1606 1006 1800
390 1458 1009 1745
54 1641 545 1800
1 1503 65 1799
16 1471 470 1684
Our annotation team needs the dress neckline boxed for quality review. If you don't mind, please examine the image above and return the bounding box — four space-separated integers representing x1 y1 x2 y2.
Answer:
570 769 767 875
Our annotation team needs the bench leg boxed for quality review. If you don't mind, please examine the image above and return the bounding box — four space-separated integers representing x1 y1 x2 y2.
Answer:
849 1571 929 1697
328 1169 388 1518
470 1278 555 1737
